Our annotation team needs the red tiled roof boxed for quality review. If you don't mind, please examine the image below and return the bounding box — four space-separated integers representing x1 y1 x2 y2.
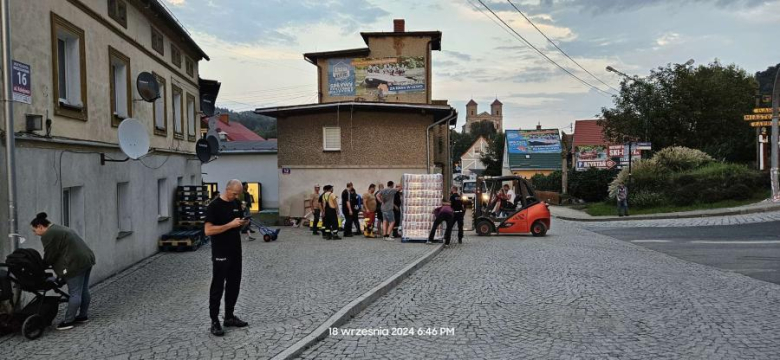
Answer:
215 118 265 141
572 119 607 148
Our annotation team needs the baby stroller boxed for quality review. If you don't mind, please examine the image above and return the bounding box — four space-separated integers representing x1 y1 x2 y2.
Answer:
0 248 69 340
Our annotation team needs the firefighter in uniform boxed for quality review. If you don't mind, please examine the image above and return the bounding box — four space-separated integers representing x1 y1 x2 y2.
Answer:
322 185 341 240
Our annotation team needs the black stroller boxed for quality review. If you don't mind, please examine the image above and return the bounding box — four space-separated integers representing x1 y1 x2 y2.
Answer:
0 248 69 340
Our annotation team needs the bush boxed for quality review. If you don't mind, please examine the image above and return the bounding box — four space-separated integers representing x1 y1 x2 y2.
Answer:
629 191 665 208
531 171 562 192
653 146 714 172
608 159 666 199
672 184 702 206
569 168 618 202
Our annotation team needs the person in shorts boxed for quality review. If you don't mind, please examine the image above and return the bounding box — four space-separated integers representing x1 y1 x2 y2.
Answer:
377 181 399 241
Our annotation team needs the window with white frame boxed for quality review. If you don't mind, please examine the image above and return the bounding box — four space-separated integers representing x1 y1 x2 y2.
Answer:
157 178 169 219
323 127 341 151
117 182 132 235
153 74 167 135
109 47 131 126
172 84 183 137
52 14 87 119
186 93 196 140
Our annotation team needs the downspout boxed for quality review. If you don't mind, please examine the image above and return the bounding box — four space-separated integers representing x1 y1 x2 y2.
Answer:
426 40 432 104
427 109 456 174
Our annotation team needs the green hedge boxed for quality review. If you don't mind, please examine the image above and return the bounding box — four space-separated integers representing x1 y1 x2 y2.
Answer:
531 168 618 202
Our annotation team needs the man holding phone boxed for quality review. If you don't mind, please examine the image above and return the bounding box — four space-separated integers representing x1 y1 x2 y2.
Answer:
205 179 250 336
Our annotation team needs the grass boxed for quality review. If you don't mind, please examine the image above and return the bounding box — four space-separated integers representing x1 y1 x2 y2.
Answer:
583 190 772 216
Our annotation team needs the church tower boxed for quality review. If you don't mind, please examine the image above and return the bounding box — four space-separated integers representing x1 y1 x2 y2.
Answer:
491 99 503 130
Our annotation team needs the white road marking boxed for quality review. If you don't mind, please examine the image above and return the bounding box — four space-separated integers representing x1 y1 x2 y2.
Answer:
630 240 672 243
689 240 780 245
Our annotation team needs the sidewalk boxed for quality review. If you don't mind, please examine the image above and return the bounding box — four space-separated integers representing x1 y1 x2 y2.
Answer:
1 228 434 360
552 199 780 222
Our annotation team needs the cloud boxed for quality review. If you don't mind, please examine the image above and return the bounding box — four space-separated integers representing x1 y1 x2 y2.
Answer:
488 0 766 14
164 0 186 6
443 50 472 61
655 32 680 47
167 0 389 45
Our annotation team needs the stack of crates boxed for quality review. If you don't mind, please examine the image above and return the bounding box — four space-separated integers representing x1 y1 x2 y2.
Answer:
159 185 209 251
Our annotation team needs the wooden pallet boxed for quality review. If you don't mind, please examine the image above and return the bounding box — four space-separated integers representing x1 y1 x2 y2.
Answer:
159 238 201 251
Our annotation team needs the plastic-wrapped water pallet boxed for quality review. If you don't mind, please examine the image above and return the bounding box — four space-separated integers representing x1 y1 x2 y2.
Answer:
401 174 444 242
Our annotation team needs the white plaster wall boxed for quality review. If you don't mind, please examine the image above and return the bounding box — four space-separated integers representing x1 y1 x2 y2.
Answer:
202 153 279 209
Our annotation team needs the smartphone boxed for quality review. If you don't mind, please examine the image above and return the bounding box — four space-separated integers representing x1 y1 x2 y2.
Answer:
243 215 252 220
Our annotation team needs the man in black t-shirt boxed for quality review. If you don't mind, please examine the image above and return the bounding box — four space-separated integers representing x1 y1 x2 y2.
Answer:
341 182 354 237
205 179 249 336
449 186 465 244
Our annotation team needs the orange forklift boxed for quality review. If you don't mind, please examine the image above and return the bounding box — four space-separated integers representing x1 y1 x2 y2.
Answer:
473 176 551 237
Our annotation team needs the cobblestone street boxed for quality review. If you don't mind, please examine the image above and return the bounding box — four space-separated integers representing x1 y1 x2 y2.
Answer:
1 229 431 360
301 220 780 359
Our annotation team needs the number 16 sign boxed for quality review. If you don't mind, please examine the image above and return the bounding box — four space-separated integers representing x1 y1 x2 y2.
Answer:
12 60 31 104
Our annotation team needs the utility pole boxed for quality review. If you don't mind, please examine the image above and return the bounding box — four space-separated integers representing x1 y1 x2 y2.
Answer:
1 0 19 252
771 68 780 201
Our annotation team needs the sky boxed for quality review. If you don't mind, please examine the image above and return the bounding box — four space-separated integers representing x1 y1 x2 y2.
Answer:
162 0 780 132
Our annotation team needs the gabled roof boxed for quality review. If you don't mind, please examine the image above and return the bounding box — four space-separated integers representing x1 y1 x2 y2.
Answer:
360 31 442 51
303 48 371 64
221 140 277 154
572 119 608 148
491 99 502 106
460 136 488 159
466 99 477 106
215 120 265 142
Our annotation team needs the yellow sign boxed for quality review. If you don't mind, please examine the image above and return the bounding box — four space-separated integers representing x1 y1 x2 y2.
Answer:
744 114 772 121
753 108 773 114
247 183 261 212
750 121 773 127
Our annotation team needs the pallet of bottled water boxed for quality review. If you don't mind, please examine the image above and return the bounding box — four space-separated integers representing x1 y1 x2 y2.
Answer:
401 174 443 242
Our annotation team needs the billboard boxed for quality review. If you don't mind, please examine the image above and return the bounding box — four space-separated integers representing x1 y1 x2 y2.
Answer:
327 57 426 97
575 145 608 170
506 129 561 154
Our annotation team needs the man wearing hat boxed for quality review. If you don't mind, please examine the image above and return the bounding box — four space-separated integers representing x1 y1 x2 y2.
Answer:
309 184 321 235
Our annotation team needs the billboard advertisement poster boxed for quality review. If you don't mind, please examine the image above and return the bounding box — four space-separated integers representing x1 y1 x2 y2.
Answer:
506 129 561 154
327 58 356 96
327 57 426 97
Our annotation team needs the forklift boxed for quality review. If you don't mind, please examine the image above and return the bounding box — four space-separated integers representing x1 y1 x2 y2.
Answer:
473 176 551 237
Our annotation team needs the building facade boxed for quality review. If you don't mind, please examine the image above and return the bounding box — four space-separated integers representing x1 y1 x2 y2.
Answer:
460 136 489 176
258 19 455 218
202 140 279 210
0 0 210 283
462 99 502 133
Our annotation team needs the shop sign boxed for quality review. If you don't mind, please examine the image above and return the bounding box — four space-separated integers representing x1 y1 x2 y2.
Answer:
744 114 772 121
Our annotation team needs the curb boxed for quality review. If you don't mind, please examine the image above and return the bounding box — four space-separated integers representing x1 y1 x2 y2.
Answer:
554 204 780 222
270 243 444 360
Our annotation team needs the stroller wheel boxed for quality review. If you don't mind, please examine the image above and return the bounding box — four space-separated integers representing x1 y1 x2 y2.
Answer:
263 234 272 242
22 314 44 340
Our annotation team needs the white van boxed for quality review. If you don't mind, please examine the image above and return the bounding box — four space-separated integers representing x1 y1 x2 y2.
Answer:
461 179 486 204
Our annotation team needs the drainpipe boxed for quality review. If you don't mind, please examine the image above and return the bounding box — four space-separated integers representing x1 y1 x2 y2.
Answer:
1 0 19 253
427 109 456 174
426 40 432 104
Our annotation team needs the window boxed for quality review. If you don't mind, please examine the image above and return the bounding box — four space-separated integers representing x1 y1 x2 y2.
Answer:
186 93 196 141
117 182 132 236
185 57 194 77
151 26 164 55
107 0 127 28
190 175 196 185
171 45 181 68
172 84 183 138
177 176 183 187
323 127 341 151
63 186 85 238
157 179 169 219
109 46 131 127
153 73 167 136
51 13 87 120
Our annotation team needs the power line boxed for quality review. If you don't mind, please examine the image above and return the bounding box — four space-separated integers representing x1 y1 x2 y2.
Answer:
506 0 619 93
474 0 613 97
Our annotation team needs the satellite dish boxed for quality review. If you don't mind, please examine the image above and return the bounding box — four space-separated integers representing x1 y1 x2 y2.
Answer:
201 94 216 117
207 116 218 130
136 72 160 102
196 139 212 163
118 118 150 159
206 135 220 156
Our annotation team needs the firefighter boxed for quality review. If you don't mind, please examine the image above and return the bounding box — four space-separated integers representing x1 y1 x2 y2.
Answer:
322 185 341 240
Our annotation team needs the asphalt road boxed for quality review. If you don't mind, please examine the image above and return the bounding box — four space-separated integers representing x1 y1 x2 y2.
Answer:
592 221 780 285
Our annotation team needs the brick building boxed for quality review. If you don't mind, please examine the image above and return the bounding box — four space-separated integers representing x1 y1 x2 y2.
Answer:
256 20 456 218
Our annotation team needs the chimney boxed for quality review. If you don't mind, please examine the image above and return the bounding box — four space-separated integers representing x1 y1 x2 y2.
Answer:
393 19 405 32
219 113 229 124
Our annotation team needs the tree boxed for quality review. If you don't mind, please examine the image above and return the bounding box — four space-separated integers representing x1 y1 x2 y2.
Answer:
599 60 758 163
481 132 505 176
214 107 277 139
469 120 498 138
755 63 780 97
